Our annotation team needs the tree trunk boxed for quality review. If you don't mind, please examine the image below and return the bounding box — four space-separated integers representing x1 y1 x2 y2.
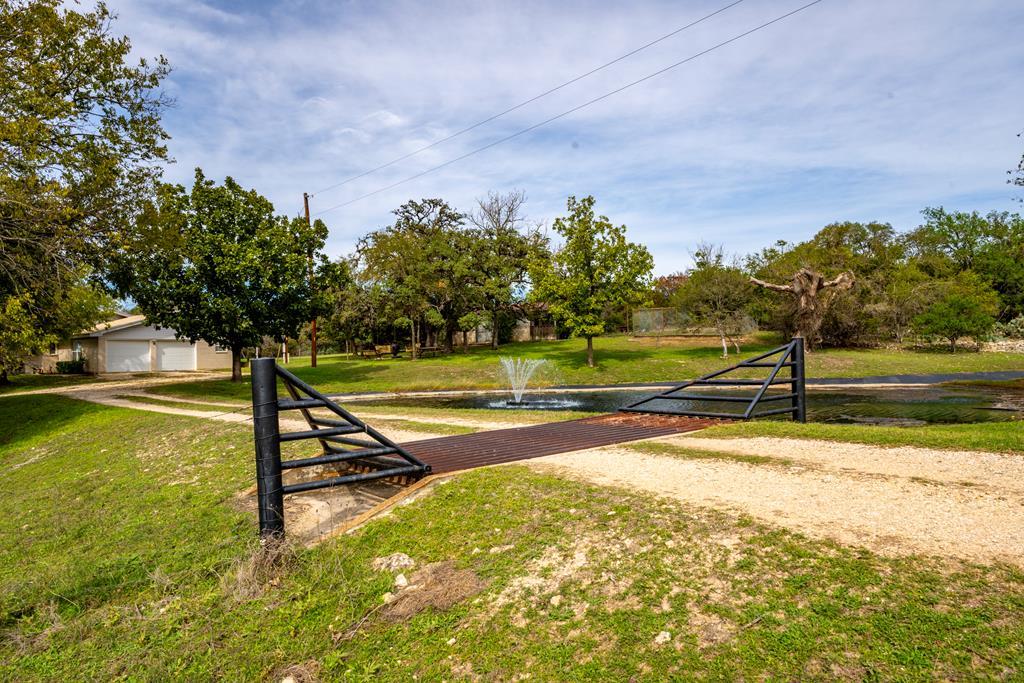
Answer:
586 336 595 368
949 337 957 353
231 346 243 382
750 269 854 350
0 368 9 386
462 330 469 352
491 307 500 350
720 333 728 358
410 319 418 360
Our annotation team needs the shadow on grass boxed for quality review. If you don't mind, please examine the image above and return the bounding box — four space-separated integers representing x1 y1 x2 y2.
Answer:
153 360 395 400
0 394 106 451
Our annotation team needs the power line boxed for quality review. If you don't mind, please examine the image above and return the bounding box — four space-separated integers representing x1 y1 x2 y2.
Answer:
313 0 824 217
308 0 749 197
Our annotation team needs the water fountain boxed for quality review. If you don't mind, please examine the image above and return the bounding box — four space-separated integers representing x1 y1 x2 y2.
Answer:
499 357 547 405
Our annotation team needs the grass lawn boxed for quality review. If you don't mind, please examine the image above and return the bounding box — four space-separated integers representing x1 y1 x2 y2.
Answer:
697 420 1024 454
0 373 104 395
2 395 1023 679
149 334 1024 403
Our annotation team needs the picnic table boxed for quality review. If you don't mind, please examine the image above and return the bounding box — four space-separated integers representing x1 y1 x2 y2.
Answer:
358 344 402 359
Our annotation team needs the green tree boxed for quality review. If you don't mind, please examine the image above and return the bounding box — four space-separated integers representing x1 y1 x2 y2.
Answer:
874 262 930 344
907 207 993 275
906 208 1024 320
319 258 376 354
913 272 999 352
1 0 169 376
675 245 752 357
110 170 327 381
746 222 905 347
467 190 548 349
973 212 1024 320
0 281 114 383
0 296 43 382
358 198 470 357
530 195 653 367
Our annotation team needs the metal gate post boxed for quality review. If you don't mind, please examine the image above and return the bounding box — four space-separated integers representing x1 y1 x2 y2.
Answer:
791 337 807 423
251 357 285 537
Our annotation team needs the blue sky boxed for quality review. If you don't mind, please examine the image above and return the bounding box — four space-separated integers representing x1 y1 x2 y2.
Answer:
112 0 1024 274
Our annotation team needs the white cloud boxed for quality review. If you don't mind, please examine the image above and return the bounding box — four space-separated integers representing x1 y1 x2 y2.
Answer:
110 0 1024 271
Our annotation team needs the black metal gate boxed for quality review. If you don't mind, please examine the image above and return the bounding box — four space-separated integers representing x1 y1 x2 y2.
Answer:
620 337 806 421
251 358 430 537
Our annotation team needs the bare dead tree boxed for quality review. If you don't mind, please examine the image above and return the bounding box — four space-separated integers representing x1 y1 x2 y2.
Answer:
750 268 855 349
468 190 542 349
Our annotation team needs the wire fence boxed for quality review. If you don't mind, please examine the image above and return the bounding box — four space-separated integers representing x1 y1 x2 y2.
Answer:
631 308 758 337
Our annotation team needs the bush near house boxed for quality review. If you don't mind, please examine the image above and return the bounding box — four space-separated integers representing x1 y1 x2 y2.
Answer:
55 359 87 374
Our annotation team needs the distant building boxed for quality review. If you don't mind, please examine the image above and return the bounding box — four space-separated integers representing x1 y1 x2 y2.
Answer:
28 315 232 374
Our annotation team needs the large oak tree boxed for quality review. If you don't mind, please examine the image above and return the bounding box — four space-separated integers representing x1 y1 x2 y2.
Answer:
0 0 169 380
111 170 327 381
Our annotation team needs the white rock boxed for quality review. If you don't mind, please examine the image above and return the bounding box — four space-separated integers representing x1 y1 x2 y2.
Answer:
372 552 415 572
654 631 671 645
447 637 457 645
394 573 409 589
382 592 395 604
549 595 563 607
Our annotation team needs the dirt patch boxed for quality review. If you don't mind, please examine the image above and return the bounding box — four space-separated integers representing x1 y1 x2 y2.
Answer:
531 441 1024 565
491 537 595 612
222 537 300 602
383 561 487 621
271 660 321 683
671 435 1024 493
687 609 737 649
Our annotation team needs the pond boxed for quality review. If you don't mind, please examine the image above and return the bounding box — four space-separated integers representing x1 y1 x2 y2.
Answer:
354 384 1024 426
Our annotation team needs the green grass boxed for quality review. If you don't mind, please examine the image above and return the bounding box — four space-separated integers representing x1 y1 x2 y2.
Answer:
0 373 104 395
697 420 1024 454
2 395 1023 679
945 377 1024 391
370 417 478 436
148 334 1024 402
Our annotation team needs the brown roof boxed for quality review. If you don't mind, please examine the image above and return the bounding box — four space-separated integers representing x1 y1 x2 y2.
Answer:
76 314 147 337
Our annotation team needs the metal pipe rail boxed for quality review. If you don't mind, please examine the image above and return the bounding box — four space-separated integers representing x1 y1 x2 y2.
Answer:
251 357 430 538
620 338 806 422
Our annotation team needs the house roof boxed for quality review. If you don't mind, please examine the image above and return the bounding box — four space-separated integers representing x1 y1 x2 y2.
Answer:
75 314 148 338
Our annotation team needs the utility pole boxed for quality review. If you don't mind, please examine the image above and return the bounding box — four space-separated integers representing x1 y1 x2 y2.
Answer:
304 192 317 368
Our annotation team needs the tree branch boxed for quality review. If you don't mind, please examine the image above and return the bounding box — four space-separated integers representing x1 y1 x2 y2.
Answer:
749 276 793 293
822 271 855 290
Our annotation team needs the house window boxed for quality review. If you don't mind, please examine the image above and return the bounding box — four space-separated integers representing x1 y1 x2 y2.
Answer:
214 345 229 353
48 342 57 354
72 342 83 361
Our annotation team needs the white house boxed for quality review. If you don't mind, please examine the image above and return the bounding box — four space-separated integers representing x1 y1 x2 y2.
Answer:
34 314 232 374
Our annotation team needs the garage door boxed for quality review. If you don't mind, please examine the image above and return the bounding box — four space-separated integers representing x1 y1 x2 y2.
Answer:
156 341 196 371
106 340 150 372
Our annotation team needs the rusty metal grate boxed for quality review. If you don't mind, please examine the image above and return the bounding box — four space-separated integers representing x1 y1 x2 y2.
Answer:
401 412 726 474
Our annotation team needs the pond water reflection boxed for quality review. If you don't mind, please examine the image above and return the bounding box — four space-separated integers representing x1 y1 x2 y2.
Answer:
355 384 1024 426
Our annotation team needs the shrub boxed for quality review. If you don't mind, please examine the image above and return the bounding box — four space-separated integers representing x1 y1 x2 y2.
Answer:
995 315 1024 339
912 273 999 352
56 359 87 374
